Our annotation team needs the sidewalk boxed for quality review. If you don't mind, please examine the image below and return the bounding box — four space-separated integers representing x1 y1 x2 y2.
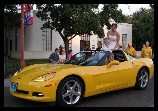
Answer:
149 104 154 107
4 77 11 87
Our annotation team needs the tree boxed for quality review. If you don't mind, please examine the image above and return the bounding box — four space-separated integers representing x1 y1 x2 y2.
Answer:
36 4 126 57
150 4 154 10
132 8 154 50
122 15 132 24
4 4 21 30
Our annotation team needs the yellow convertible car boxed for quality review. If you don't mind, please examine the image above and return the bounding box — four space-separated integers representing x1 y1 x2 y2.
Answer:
10 50 154 107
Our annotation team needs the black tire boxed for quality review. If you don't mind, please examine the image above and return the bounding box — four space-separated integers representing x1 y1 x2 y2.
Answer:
135 68 149 90
56 76 84 107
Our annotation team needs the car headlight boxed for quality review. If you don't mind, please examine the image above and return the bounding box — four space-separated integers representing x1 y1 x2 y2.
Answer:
14 69 21 76
32 72 56 82
14 71 18 76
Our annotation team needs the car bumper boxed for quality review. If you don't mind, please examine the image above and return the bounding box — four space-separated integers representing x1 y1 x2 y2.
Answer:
10 80 58 102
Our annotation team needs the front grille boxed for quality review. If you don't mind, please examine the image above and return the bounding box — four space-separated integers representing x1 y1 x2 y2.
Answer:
16 89 29 95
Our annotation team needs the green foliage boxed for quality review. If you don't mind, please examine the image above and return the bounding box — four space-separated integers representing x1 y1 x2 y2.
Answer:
36 4 125 38
36 4 125 56
132 8 154 50
122 15 132 24
4 4 21 30
5 58 48 76
99 4 126 30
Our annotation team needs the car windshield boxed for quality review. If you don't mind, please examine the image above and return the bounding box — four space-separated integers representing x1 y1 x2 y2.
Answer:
63 50 110 66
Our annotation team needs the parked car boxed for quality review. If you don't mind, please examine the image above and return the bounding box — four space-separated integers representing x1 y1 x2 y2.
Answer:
10 50 154 107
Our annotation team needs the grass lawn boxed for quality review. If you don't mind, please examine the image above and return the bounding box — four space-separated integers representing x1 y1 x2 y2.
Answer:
5 58 48 76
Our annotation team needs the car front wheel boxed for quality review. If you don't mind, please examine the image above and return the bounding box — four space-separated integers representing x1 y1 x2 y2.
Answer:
135 68 149 90
56 76 84 107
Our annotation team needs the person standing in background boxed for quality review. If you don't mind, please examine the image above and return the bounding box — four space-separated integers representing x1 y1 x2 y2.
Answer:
49 48 60 64
118 44 123 50
67 49 73 59
96 41 102 51
124 42 137 57
104 38 109 46
141 44 146 58
101 38 109 50
143 44 146 48
141 41 152 58
85 45 92 59
59 45 62 49
59 47 66 63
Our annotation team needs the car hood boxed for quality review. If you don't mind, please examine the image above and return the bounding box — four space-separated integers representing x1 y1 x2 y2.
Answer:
13 64 78 81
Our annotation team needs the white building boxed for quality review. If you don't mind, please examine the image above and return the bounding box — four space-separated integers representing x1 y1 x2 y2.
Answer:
4 11 132 59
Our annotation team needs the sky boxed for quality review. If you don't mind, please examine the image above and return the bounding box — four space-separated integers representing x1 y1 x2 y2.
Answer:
33 4 150 15
117 4 150 15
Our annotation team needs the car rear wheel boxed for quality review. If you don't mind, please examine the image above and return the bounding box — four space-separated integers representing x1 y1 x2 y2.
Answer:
56 76 83 107
135 68 149 90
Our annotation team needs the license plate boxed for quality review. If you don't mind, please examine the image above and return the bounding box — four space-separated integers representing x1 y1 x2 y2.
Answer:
10 83 17 91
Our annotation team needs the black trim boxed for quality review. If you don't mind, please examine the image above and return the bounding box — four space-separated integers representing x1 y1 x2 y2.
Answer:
125 52 135 58
112 50 128 62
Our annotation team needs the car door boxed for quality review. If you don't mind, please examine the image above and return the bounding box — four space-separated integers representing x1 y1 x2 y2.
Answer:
99 60 135 92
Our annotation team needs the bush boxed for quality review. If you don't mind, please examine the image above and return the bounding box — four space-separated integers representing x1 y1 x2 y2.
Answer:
4 58 48 77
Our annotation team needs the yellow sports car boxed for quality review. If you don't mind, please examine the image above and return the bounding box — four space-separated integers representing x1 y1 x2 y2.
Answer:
10 50 154 107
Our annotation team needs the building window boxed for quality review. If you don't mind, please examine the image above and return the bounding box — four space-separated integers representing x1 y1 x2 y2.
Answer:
122 34 127 50
42 28 52 51
15 29 18 51
80 34 90 41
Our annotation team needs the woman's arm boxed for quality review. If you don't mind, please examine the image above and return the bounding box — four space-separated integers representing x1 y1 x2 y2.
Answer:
113 32 120 50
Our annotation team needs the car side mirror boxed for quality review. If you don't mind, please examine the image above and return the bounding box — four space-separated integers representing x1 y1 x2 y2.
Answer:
106 60 120 68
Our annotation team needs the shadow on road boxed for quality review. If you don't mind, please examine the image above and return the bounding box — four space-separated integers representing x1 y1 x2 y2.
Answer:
4 87 134 107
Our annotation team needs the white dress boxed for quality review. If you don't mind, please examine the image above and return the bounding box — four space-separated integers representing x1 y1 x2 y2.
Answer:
101 35 118 51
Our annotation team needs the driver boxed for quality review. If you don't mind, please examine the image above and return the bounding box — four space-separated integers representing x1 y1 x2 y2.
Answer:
105 53 114 65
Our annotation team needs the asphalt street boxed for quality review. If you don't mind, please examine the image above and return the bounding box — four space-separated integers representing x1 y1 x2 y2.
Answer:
4 75 154 107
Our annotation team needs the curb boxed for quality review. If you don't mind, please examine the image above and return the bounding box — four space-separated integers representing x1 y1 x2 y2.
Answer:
4 77 11 87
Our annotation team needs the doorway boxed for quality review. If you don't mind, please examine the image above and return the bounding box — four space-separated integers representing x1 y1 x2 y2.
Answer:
80 34 90 51
80 40 90 51
122 34 127 50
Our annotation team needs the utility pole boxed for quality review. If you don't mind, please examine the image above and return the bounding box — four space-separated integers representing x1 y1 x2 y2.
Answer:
20 4 25 69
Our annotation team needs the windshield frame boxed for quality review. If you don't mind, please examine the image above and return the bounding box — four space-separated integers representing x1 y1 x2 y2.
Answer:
63 50 111 66
125 52 136 60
